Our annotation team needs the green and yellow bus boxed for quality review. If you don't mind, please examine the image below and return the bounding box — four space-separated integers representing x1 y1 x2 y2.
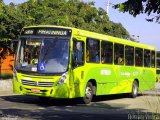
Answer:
13 25 156 104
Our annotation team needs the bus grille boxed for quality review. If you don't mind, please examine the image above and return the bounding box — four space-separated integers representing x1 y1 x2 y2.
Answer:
21 80 54 87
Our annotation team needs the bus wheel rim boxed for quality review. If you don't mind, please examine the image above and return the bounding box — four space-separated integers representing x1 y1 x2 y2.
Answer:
85 87 92 99
133 85 137 95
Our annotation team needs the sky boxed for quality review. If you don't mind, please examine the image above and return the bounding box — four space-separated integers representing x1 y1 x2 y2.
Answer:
4 0 160 50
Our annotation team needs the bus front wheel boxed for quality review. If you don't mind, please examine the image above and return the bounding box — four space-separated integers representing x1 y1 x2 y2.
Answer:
130 81 138 98
83 82 93 104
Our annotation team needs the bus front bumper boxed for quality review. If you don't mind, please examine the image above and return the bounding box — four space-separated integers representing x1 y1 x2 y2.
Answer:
12 79 69 98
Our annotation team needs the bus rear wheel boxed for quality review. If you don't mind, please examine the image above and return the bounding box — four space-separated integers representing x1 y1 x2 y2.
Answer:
130 81 138 98
83 82 93 104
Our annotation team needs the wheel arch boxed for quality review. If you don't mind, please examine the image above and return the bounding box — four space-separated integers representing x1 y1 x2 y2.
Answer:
134 79 139 87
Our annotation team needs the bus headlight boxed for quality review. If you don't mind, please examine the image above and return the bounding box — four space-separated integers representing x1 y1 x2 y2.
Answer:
58 72 68 85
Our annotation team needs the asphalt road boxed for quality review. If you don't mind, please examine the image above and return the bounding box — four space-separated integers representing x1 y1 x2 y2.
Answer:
0 87 160 120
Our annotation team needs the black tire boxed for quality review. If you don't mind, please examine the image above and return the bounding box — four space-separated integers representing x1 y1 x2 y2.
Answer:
130 81 138 98
83 82 94 104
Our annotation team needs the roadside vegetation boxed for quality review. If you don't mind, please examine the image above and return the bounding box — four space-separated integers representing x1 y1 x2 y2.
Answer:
0 0 133 42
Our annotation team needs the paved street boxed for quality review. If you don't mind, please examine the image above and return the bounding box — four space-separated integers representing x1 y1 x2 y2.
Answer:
0 86 160 120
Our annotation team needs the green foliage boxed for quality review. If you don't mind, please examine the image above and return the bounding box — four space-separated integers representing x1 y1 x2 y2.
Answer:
0 74 13 79
0 0 131 41
114 0 160 23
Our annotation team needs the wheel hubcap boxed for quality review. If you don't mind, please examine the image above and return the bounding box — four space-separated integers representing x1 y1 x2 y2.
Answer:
85 87 92 99
133 85 137 95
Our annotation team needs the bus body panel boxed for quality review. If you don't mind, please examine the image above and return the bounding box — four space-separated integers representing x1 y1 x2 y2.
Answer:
140 67 156 91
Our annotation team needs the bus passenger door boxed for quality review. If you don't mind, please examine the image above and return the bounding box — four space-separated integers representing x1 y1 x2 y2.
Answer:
142 50 156 90
69 38 85 98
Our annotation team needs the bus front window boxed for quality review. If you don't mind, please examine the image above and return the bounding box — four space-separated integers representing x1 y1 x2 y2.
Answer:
15 38 69 74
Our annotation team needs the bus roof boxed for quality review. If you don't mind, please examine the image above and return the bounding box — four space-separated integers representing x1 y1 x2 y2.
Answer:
23 25 156 51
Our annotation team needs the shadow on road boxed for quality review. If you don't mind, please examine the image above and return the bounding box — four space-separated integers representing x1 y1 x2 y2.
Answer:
0 94 160 120
0 106 159 120
0 107 130 120
1 88 159 107
0 93 131 107
0 94 130 120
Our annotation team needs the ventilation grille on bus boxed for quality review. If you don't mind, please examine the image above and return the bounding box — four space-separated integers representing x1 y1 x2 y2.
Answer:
21 80 54 87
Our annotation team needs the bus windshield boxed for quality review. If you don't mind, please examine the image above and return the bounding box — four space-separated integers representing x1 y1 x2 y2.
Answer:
15 38 69 74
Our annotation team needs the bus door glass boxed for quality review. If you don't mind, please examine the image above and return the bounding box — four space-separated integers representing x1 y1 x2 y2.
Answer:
72 39 84 68
71 39 84 96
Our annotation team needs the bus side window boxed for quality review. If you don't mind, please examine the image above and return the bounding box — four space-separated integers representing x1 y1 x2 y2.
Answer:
86 38 100 63
151 51 155 68
157 52 160 68
114 43 124 65
125 46 134 66
135 48 143 66
144 49 151 67
101 41 113 64
72 39 84 68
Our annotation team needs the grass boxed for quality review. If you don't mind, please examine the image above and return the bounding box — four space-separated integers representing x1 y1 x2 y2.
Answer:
0 73 13 79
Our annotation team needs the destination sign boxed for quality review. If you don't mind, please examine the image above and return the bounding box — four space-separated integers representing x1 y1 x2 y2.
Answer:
26 41 41 46
37 29 67 35
24 29 34 34
21 27 72 37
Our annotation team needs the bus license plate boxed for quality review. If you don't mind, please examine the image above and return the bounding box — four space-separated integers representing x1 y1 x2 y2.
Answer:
31 88 40 93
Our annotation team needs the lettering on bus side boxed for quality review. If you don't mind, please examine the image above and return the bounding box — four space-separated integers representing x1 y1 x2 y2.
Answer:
100 69 111 75
133 72 139 76
120 72 131 77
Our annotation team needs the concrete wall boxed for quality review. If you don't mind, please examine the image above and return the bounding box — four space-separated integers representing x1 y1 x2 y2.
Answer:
0 79 13 95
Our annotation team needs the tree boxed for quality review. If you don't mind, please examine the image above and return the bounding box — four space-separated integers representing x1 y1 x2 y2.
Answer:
114 0 160 23
0 1 25 40
0 0 132 41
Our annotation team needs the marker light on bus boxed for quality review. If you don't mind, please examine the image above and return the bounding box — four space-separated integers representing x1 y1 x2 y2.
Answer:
57 72 68 85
